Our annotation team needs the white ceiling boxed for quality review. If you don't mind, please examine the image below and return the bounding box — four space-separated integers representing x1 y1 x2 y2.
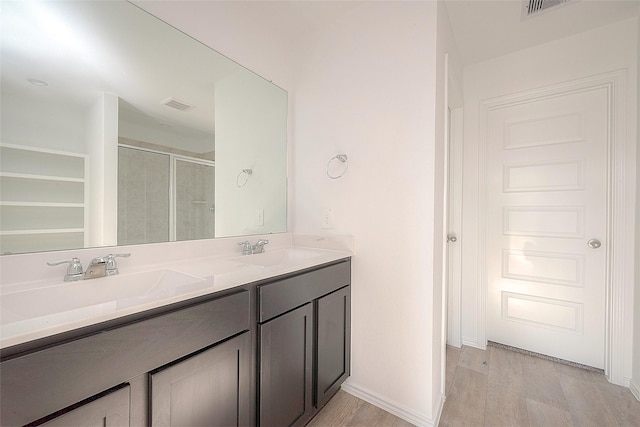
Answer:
444 0 639 65
143 0 639 68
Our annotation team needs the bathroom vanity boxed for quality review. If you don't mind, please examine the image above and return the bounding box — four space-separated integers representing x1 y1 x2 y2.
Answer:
0 251 351 427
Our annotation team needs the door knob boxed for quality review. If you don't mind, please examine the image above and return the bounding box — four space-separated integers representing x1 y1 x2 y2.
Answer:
447 235 457 243
587 239 601 249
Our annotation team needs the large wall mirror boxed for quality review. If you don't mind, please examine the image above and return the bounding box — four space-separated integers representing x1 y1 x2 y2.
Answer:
0 0 288 255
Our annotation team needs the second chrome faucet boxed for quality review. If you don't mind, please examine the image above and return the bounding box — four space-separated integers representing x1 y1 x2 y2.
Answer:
238 239 270 255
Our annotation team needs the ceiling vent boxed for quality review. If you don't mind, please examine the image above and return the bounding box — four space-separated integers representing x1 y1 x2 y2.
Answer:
161 97 193 111
522 0 572 19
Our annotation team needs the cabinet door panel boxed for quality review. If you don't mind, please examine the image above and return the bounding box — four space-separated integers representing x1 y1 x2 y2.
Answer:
260 304 313 427
316 286 350 408
41 385 130 427
150 332 251 427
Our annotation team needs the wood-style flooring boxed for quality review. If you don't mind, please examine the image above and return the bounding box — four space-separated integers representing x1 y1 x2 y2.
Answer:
309 345 640 427
440 344 640 426
307 390 414 427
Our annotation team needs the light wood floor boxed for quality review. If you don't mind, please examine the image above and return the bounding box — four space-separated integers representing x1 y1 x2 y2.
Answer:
441 344 640 426
309 345 640 427
307 390 413 427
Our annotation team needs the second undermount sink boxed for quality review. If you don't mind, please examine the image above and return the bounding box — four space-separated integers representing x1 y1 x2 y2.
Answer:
232 249 324 268
1 269 206 325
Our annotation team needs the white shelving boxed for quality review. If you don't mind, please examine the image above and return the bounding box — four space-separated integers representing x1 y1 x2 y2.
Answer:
0 143 88 254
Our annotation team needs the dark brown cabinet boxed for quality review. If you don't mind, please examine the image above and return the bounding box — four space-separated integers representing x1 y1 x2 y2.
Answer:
150 332 251 427
259 304 314 427
258 260 351 427
1 290 251 427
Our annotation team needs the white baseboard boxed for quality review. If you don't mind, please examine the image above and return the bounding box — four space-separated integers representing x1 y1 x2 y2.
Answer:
340 380 442 427
630 380 640 402
433 392 446 426
461 337 486 350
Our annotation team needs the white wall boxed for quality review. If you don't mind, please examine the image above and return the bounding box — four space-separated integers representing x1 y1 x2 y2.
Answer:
291 1 450 424
461 18 638 384
87 93 119 247
0 85 86 153
214 70 287 237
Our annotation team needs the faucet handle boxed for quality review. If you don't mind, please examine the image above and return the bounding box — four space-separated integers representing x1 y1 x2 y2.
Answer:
238 240 253 255
47 257 84 281
105 253 131 275
253 239 270 254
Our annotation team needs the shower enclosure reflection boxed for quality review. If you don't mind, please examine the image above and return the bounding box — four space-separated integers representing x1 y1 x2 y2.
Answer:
117 144 215 246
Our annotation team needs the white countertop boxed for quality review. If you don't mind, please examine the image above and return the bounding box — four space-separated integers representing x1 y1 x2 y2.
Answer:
0 245 351 350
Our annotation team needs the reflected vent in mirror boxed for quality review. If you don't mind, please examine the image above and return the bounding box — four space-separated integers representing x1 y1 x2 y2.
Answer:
522 0 572 19
161 97 193 111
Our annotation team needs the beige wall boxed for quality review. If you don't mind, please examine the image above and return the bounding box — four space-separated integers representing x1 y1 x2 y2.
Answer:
291 2 444 424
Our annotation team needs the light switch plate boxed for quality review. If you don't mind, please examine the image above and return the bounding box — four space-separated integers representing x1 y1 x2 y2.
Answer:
257 208 264 226
321 208 333 229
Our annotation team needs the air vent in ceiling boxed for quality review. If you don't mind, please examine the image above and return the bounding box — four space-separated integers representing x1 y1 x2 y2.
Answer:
161 97 193 111
522 0 572 19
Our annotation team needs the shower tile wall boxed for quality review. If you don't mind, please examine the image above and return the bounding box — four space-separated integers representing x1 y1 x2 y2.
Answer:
118 147 170 245
175 160 215 241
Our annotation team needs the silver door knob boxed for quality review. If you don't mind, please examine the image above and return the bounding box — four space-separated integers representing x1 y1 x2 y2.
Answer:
587 239 601 249
447 235 457 243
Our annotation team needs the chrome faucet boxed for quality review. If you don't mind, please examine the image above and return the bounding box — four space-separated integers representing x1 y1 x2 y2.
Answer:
84 256 108 279
85 253 131 279
48 253 131 281
253 239 269 254
237 239 270 255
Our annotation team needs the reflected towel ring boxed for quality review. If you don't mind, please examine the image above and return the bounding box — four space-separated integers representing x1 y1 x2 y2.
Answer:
236 168 252 188
326 154 348 179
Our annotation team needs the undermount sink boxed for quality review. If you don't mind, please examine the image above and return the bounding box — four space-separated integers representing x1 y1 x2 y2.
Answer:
170 258 257 279
232 249 324 268
1 269 205 325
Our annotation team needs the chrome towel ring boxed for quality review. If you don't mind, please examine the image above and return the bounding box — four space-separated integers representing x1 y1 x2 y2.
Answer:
236 168 252 188
326 154 348 179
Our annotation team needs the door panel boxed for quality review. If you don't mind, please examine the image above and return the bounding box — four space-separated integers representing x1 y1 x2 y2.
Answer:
487 87 607 368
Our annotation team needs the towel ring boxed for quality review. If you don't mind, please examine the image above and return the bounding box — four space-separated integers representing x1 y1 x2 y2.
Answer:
326 154 348 179
236 168 252 188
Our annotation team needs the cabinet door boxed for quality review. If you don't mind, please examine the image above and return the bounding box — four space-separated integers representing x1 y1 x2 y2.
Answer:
316 286 351 408
150 332 251 427
40 385 130 427
260 303 313 427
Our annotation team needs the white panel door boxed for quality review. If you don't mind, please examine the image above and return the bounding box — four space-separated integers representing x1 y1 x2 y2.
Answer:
486 87 608 368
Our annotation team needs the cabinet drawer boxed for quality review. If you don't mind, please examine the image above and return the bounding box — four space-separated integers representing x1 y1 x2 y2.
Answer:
1 290 249 427
40 385 130 427
258 260 350 322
